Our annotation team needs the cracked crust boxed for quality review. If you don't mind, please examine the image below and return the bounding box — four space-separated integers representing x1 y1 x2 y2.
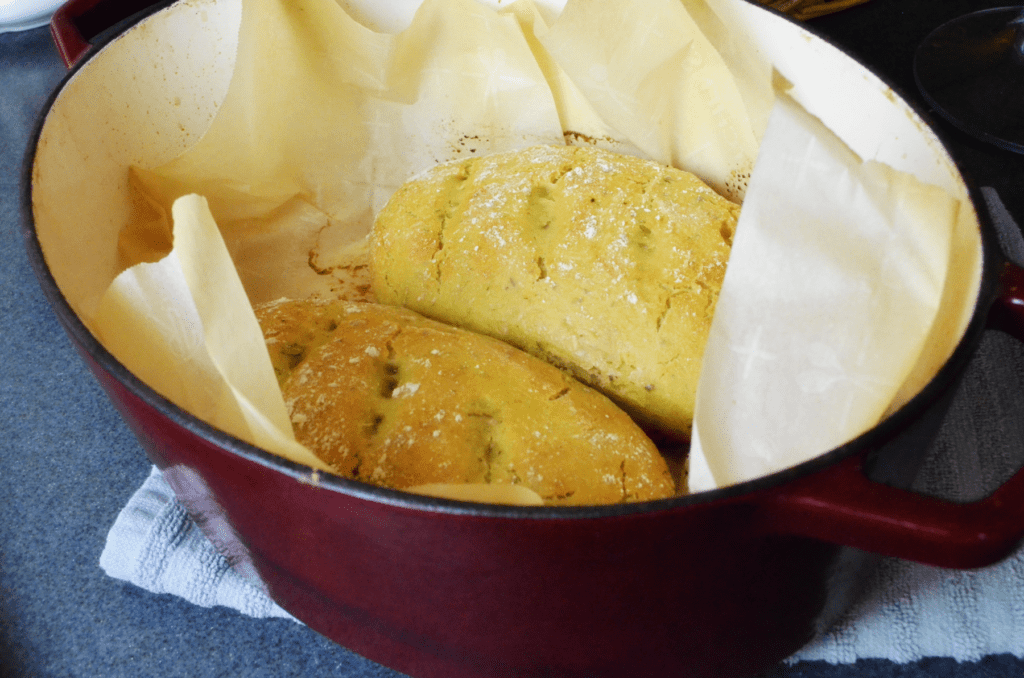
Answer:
256 298 675 505
371 145 738 438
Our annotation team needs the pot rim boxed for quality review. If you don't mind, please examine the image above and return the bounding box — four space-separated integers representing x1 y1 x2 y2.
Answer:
19 0 1008 521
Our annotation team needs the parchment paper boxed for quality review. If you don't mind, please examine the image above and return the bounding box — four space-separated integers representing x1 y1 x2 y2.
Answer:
96 195 331 472
94 0 960 498
687 95 957 492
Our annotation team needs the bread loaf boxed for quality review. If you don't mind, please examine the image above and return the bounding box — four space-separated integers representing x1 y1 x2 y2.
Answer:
371 144 738 437
256 298 675 505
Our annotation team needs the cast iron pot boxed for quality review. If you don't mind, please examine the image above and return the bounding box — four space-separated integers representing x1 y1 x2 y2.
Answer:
23 0 1024 676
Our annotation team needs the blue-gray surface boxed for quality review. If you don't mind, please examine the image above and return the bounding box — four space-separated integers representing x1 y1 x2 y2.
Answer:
3 4 1024 678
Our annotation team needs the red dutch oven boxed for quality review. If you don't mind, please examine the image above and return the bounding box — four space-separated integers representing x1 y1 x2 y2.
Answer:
22 0 1024 676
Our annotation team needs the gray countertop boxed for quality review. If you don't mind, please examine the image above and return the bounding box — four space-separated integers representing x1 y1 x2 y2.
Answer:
3 1 1024 676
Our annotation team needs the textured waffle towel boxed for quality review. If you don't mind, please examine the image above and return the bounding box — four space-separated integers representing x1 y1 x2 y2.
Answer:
101 187 1024 663
100 466 297 622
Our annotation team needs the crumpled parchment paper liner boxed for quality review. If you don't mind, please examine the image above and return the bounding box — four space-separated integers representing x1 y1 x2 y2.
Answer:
92 0 960 500
687 95 957 492
123 0 569 301
120 0 761 289
95 0 764 489
538 0 762 198
95 195 331 472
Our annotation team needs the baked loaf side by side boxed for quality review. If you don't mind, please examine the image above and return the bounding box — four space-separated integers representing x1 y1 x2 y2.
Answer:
371 144 739 437
256 298 676 505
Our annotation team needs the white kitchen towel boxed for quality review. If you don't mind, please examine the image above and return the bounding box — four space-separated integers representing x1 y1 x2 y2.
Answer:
793 550 1024 663
99 465 298 622
100 187 1024 662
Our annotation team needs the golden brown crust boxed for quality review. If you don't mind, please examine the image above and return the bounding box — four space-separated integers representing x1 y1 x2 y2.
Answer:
370 144 738 438
257 297 349 387
256 298 675 505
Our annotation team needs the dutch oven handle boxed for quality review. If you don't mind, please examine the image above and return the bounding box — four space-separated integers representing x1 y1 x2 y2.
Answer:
51 0 166 67
766 262 1024 569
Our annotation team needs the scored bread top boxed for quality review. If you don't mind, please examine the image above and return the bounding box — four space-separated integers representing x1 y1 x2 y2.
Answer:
371 144 738 438
256 298 676 505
